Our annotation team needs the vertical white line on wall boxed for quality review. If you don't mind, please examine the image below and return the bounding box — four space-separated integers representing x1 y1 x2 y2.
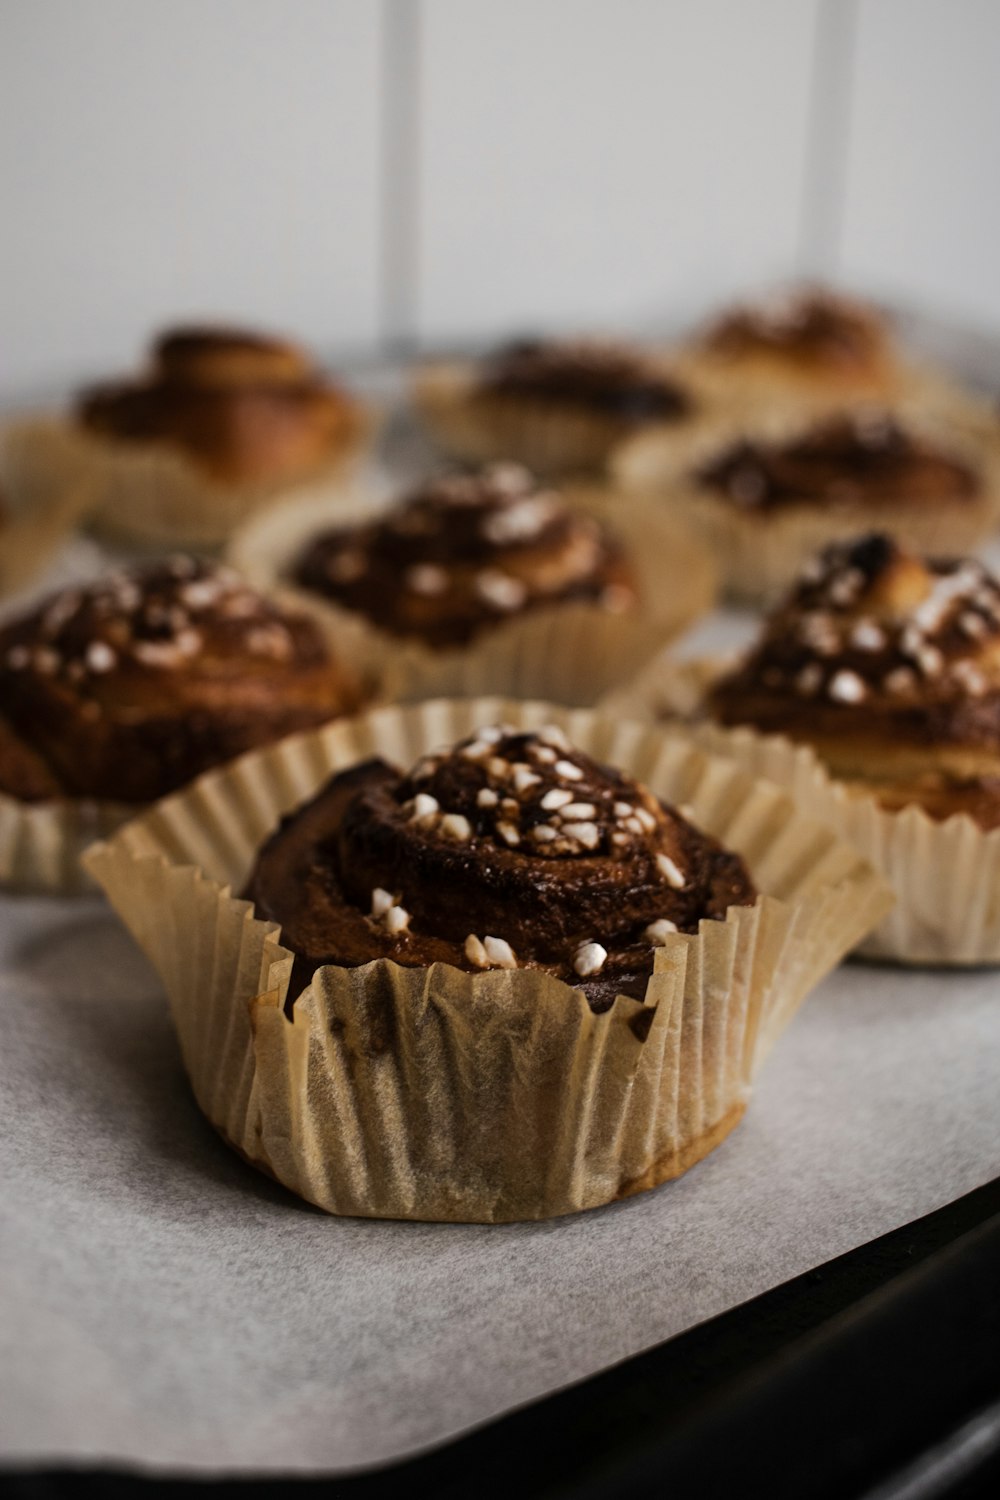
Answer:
798 0 859 280
379 0 422 355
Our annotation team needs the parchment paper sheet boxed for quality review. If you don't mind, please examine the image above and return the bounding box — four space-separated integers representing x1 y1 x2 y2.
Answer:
1 893 998 1475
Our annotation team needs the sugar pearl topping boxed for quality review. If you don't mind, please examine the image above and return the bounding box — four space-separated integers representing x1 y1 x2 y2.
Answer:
740 534 1000 704
1 559 310 683
397 725 694 887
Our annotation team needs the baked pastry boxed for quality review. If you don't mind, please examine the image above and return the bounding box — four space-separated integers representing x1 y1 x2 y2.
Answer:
613 405 1000 602
3 325 371 550
0 558 367 807
709 532 1000 827
685 285 900 409
86 698 887 1220
246 723 757 1010
293 462 636 649
75 324 362 487
413 336 699 475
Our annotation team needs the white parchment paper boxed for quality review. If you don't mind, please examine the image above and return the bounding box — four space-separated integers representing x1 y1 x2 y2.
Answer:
1 892 998 1475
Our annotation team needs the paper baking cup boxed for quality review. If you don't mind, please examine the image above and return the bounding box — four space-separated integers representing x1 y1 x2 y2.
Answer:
605 653 1000 965
227 483 716 706
411 358 716 477
0 420 99 597
2 407 376 551
84 697 889 1223
612 406 1000 605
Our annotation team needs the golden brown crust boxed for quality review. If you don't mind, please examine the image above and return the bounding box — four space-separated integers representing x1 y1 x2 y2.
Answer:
696 285 897 397
244 723 757 1012
293 463 638 649
710 533 1000 826
75 324 362 485
0 559 368 804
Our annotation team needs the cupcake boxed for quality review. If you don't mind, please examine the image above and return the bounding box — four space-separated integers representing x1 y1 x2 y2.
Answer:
613 405 1000 603
0 557 371 891
229 462 716 704
6 325 371 549
85 699 888 1222
615 533 1000 963
413 336 701 476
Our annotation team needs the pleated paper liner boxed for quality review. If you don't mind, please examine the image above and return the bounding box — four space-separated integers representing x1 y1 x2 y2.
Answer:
612 403 1000 605
1 405 377 551
0 420 100 599
83 697 889 1223
603 653 1000 965
410 358 724 478
227 481 716 707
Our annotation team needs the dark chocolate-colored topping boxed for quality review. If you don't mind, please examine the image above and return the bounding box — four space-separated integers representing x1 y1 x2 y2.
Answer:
710 533 1000 746
703 289 886 372
478 339 691 422
294 463 636 649
245 725 756 1011
0 558 364 803
697 412 978 514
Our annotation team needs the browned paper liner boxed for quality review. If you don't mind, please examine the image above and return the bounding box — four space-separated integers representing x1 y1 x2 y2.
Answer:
227 483 716 706
84 697 890 1222
603 653 1000 965
1 406 377 551
0 420 100 598
612 404 1000 604
411 357 721 477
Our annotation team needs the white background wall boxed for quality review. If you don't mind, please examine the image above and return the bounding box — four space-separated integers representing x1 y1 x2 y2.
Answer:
1 0 998 403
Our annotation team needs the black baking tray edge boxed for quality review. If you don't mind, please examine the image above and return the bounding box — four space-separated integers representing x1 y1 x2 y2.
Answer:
4 1174 1000 1500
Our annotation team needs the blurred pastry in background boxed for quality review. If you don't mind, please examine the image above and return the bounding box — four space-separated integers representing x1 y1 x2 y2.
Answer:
0 557 368 809
709 532 1000 828
613 403 1000 603
680 285 901 411
228 459 716 705
5 324 372 550
292 462 637 649
413 336 701 476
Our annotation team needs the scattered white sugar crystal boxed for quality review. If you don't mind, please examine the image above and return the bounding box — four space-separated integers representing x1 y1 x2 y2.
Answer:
406 563 448 596
85 641 117 674
440 813 472 841
542 787 574 811
371 888 394 917
633 806 657 833
573 942 607 978
180 576 226 610
645 919 678 945
479 725 507 743
384 905 410 935
614 801 634 818
570 821 600 850
533 745 557 764
532 823 559 842
483 936 517 969
555 758 584 781
915 645 944 678
497 821 521 846
460 739 492 761
827 669 867 704
959 611 987 638
477 787 499 808
512 764 541 794
408 792 440 823
474 569 528 611
482 495 555 544
656 852 686 889
487 756 509 779
560 802 596 821
464 934 488 967
850 620 886 652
